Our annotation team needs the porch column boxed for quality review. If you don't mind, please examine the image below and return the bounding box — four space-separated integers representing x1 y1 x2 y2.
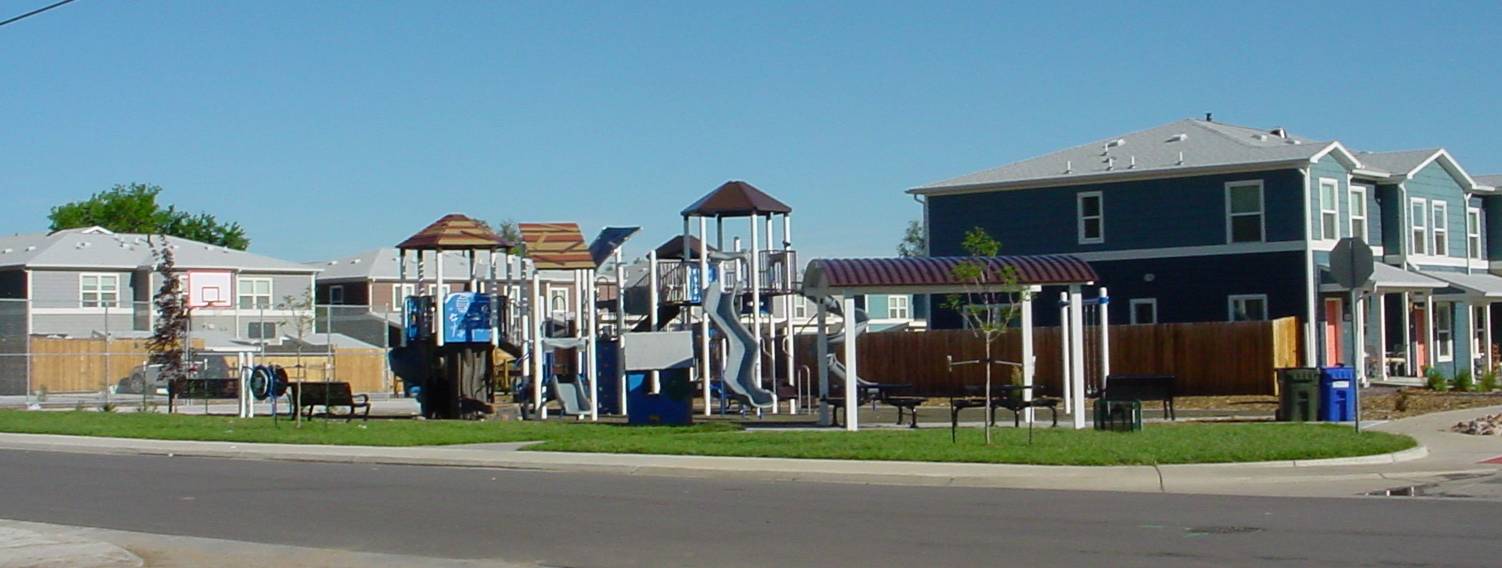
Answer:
1426 294 1436 373
1487 303 1495 373
1376 292 1388 382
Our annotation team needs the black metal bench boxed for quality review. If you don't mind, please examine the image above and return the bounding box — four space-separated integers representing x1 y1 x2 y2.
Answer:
1100 374 1175 421
993 388 1060 428
287 382 371 422
884 396 927 428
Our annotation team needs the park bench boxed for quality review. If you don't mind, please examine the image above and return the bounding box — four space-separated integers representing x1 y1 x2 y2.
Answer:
167 378 240 413
1100 374 1175 421
286 382 371 422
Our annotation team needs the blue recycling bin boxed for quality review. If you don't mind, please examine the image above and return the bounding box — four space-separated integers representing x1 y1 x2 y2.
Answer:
1318 366 1356 422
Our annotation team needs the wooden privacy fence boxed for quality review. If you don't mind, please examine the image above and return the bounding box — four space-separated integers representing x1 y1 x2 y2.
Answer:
792 317 1301 397
24 338 392 394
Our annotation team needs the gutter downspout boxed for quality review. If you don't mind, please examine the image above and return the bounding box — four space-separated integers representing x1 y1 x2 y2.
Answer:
1301 167 1318 366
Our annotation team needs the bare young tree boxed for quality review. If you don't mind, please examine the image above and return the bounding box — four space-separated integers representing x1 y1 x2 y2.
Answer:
944 227 1030 444
146 238 189 392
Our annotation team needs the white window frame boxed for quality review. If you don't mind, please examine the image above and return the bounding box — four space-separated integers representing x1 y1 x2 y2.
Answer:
1227 294 1269 322
1318 178 1339 240
1435 302 1453 361
392 283 415 310
79 273 121 309
1467 207 1482 260
1129 298 1157 325
1432 201 1449 257
1349 185 1368 243
548 287 570 314
328 285 345 305
793 297 809 319
1409 198 1428 256
887 295 910 319
1076 191 1103 245
1224 180 1266 244
237 277 273 310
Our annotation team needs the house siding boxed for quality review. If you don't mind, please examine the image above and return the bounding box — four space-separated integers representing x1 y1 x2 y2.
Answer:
927 169 1307 256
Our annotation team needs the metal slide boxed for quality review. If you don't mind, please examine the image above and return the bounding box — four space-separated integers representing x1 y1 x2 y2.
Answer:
815 296 874 388
704 276 774 408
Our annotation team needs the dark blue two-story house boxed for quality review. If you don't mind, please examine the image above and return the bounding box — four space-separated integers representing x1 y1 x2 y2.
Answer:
910 117 1502 381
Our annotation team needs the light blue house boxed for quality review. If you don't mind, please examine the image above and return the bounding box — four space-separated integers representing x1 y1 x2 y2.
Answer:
910 117 1502 381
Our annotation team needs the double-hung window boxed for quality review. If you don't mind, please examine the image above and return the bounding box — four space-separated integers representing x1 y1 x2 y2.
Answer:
1410 199 1428 255
328 285 345 305
1432 202 1449 257
80 273 120 308
1226 181 1264 243
237 278 273 309
1318 178 1339 240
1349 186 1368 243
1077 191 1103 244
1228 294 1268 322
1467 207 1482 260
887 295 910 319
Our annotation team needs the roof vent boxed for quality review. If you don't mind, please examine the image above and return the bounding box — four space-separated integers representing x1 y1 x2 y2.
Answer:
1105 156 1115 171
1105 138 1125 149
1 248 10 254
352 259 362 264
1270 127 1287 139
1167 133 1188 143
1064 160 1072 174
1128 156 1136 169
25 246 36 252
1177 151 1184 165
328 260 338 265
1253 134 1269 141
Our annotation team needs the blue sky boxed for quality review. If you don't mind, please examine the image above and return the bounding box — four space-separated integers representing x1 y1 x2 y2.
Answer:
3 1 1500 263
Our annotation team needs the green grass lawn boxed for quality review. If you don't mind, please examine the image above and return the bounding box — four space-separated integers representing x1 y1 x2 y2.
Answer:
0 410 1416 466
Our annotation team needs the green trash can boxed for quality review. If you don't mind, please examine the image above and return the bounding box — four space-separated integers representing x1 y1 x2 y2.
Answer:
1093 399 1142 432
1276 368 1321 422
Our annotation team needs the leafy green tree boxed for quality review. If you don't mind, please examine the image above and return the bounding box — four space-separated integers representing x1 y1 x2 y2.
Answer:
49 183 250 250
944 227 1029 444
492 218 526 256
897 219 926 257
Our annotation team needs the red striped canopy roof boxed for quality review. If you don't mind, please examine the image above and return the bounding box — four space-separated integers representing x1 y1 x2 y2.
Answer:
518 222 596 270
805 255 1096 291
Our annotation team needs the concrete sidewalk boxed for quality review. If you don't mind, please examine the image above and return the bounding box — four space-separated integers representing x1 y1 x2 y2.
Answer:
0 521 142 568
0 406 1496 499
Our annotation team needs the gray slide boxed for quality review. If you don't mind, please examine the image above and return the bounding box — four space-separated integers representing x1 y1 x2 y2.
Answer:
704 276 774 409
541 337 592 416
813 296 875 390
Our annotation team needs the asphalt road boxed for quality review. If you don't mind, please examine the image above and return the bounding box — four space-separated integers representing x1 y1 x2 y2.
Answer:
0 450 1497 567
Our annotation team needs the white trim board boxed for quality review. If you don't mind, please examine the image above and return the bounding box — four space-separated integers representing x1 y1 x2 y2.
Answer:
1067 241 1303 263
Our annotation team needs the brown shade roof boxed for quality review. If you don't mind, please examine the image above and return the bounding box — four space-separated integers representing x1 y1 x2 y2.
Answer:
518 222 596 270
680 180 793 217
396 214 513 251
804 255 1097 291
653 235 717 260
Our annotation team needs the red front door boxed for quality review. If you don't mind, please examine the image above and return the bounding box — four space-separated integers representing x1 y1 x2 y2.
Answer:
1324 298 1343 366
1412 304 1428 369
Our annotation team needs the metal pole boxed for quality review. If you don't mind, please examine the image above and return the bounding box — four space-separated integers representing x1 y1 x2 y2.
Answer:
531 264 545 419
614 248 627 415
750 214 762 398
1021 287 1035 424
698 216 710 412
841 295 858 431
1099 287 1111 387
1058 291 1072 413
1353 289 1363 433
817 298 829 426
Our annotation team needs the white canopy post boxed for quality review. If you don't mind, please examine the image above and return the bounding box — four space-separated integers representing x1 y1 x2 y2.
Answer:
1021 286 1036 424
1058 291 1072 413
530 265 545 419
841 294 858 431
1098 287 1111 384
749 213 764 407
614 248 627 415
586 268 599 422
817 297 830 426
435 251 446 347
698 215 710 413
1068 285 1087 429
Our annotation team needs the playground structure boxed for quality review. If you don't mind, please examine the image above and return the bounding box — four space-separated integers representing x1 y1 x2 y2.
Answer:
387 214 516 419
801 256 1102 430
380 183 1106 431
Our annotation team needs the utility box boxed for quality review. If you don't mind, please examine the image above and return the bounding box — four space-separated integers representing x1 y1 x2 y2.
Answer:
1276 368 1321 422
1318 366 1356 422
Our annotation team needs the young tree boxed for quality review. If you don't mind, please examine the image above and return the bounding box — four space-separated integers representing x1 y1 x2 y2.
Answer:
492 218 526 257
278 291 315 343
897 219 926 257
944 227 1030 444
49 183 250 250
146 238 190 394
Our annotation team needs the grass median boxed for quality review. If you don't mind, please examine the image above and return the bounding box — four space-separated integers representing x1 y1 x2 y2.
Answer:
0 410 1416 465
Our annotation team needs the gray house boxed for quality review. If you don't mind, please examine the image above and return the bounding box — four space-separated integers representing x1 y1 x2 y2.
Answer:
0 227 319 341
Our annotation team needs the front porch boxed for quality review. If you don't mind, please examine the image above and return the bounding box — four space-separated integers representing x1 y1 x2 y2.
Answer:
1321 263 1502 384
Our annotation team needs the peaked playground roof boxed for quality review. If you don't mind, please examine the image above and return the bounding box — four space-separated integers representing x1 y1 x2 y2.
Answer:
518 222 596 270
396 214 513 251
680 180 793 217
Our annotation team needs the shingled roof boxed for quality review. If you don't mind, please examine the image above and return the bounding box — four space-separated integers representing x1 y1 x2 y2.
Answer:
396 214 513 251
680 180 792 217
